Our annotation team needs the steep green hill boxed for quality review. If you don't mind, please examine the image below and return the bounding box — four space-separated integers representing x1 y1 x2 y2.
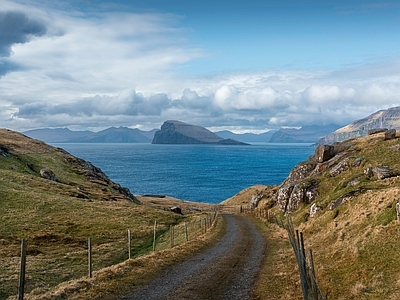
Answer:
0 129 214 299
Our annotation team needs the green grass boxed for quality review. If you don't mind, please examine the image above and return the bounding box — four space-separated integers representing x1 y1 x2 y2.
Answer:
1 130 217 299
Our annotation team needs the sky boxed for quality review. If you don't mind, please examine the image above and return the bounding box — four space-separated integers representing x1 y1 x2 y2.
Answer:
0 0 399 133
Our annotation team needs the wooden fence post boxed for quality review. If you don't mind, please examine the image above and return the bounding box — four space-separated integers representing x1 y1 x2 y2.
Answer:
184 222 189 242
128 229 131 259
170 225 174 248
309 249 318 300
18 239 27 300
88 237 92 278
152 221 157 252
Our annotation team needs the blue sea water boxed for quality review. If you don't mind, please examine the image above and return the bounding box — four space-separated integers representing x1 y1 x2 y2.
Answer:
55 143 315 204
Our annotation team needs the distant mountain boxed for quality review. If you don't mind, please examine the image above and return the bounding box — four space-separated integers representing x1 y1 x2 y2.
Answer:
69 127 157 143
24 127 157 143
215 130 277 143
317 106 400 145
152 120 248 145
268 124 341 143
24 128 94 143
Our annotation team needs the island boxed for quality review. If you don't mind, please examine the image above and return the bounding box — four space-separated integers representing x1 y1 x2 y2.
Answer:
152 120 248 145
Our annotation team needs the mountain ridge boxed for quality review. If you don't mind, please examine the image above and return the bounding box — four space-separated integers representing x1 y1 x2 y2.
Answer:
318 106 400 145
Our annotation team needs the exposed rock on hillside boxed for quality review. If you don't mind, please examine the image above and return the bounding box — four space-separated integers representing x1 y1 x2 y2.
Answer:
318 106 400 145
276 130 400 215
152 120 248 145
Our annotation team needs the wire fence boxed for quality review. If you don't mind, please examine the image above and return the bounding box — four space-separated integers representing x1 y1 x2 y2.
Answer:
241 205 326 300
5 212 218 300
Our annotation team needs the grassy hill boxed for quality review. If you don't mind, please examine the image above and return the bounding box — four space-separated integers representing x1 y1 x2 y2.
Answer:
3 127 400 299
225 130 400 299
0 129 218 299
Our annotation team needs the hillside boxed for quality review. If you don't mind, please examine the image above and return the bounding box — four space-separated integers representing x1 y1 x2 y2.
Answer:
318 106 400 145
225 129 400 299
0 129 216 299
152 120 248 145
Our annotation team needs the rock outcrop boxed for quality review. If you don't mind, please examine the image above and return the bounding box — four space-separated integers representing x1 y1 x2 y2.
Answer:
40 168 56 181
276 129 400 215
152 120 248 145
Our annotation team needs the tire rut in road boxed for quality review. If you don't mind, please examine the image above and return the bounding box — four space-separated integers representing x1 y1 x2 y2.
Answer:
119 214 265 300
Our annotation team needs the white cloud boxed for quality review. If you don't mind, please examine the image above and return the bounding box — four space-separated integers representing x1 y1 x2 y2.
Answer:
0 1 399 132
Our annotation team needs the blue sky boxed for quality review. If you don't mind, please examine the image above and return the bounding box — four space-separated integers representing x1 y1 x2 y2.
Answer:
0 0 399 132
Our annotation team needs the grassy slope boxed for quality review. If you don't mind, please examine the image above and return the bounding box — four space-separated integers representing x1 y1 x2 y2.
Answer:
3 128 400 299
0 129 217 299
228 133 400 299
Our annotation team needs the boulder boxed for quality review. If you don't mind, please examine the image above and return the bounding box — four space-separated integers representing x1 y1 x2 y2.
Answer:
171 206 183 215
368 128 388 135
251 191 264 208
352 157 363 167
283 162 316 184
396 201 400 221
315 145 334 163
385 129 397 140
277 180 319 215
329 158 350 177
330 188 365 210
40 168 56 181
0 144 9 157
277 184 294 211
364 166 400 180
310 203 322 217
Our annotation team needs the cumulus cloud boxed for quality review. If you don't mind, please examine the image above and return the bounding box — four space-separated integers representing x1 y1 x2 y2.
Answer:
1 1 400 132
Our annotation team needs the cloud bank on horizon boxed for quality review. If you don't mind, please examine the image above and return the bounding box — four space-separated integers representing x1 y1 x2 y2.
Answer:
0 0 399 133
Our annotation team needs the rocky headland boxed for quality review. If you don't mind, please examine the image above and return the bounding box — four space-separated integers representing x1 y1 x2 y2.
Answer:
152 120 248 145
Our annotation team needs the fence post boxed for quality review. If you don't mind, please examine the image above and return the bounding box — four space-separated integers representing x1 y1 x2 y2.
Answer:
184 222 189 242
88 237 92 278
170 225 174 248
18 239 27 300
128 229 131 259
152 221 157 252
309 249 318 300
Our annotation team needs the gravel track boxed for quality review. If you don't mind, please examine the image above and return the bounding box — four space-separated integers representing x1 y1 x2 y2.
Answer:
118 214 266 300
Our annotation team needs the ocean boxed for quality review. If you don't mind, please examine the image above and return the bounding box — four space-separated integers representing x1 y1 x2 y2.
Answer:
54 143 315 204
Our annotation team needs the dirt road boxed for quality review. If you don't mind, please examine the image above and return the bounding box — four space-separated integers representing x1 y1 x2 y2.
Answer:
119 214 266 300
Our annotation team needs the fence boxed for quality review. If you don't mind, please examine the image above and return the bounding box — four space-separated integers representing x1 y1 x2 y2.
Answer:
9 212 218 300
241 206 325 300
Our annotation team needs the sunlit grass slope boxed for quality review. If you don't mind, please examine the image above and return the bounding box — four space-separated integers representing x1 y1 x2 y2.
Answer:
0 129 216 299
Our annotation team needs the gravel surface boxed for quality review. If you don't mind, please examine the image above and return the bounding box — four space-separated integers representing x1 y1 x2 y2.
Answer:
118 214 266 300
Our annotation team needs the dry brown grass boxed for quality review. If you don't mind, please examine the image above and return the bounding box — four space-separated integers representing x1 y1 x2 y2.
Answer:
22 215 226 300
221 185 268 205
251 217 302 300
0 129 219 299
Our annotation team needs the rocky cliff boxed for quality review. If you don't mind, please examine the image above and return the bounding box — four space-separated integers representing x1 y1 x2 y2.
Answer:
317 106 400 145
152 120 248 145
273 129 400 216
